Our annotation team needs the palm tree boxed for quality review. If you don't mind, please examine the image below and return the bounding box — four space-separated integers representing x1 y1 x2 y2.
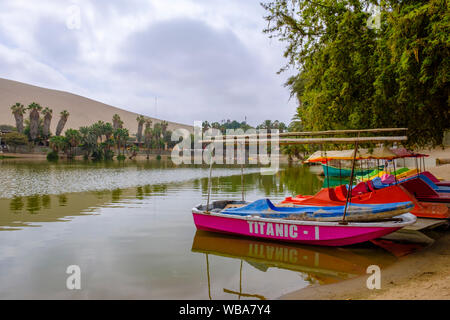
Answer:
136 115 145 143
42 107 53 140
161 121 168 135
144 119 152 133
10 102 26 133
202 121 210 132
161 121 169 150
114 128 129 157
263 120 272 130
278 122 287 133
28 102 43 141
144 125 153 160
153 123 163 153
49 136 68 153
55 110 70 136
103 122 114 141
65 129 81 158
91 121 105 143
112 114 123 130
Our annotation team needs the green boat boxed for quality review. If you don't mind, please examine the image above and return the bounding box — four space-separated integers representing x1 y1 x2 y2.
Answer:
321 163 379 177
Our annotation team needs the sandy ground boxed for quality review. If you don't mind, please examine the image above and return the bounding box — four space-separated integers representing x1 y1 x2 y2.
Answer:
281 230 450 300
428 164 450 180
0 78 193 135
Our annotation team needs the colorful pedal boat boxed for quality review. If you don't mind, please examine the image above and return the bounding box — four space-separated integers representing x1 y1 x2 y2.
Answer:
400 176 450 203
321 163 379 177
282 183 449 219
360 173 450 198
192 200 416 246
421 171 450 187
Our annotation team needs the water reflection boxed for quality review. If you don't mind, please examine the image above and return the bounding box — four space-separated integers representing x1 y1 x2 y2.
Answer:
192 231 398 299
0 164 322 231
9 196 24 212
0 159 263 198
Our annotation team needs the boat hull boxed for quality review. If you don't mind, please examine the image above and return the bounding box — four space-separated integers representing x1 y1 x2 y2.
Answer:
321 164 375 177
192 211 416 247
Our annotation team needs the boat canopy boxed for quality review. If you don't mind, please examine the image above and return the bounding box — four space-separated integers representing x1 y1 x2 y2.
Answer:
305 147 399 163
390 148 428 158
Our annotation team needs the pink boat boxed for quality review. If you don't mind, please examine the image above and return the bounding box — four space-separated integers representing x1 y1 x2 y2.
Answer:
192 200 416 247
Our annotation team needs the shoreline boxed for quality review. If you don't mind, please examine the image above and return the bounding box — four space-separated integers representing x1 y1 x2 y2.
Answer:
280 230 450 300
0 152 292 163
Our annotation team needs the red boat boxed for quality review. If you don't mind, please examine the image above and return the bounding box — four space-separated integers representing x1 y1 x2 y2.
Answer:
282 182 449 219
399 176 450 203
420 171 450 187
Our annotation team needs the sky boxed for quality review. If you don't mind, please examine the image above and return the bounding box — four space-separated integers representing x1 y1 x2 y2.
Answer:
0 0 297 127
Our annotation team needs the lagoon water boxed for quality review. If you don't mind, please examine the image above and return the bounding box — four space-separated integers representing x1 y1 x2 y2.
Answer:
0 159 399 299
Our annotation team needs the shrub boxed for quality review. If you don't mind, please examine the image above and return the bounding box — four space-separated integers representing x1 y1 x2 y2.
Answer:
3 132 28 152
46 150 59 161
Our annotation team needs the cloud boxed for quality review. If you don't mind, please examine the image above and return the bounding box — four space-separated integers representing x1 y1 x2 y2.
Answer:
0 0 297 126
33 17 81 68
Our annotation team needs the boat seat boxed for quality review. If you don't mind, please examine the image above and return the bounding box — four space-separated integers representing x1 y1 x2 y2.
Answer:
352 182 370 195
334 185 348 201
327 188 341 201
367 180 376 192
223 204 246 209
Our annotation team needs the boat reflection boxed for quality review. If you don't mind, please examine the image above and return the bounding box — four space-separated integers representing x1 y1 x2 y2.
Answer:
192 230 402 299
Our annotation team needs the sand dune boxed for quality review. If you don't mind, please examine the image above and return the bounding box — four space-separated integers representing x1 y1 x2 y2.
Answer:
0 78 193 135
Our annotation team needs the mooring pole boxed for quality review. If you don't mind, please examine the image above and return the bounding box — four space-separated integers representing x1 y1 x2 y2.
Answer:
393 157 398 185
325 149 329 188
341 135 359 224
377 158 380 177
241 163 245 202
206 151 214 213
206 253 212 300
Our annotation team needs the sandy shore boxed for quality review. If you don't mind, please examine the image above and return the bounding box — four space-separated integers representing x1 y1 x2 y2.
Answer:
280 229 450 300
428 164 450 180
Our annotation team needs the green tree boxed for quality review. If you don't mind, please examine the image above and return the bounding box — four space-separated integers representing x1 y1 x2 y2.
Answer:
144 121 153 159
262 0 449 147
3 132 28 152
114 127 129 158
49 135 68 153
65 129 81 158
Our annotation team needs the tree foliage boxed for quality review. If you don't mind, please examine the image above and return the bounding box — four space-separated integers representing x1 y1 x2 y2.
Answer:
3 132 28 152
262 0 449 147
